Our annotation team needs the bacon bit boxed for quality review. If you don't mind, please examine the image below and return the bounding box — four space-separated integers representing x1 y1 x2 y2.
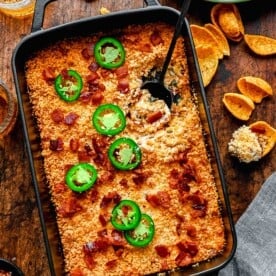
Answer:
97 229 107 238
81 47 92 60
132 171 147 185
58 197 83 218
78 150 92 163
83 254 96 270
169 169 190 192
90 189 99 203
53 182 67 194
51 108 64 123
147 111 163 124
49 138 64 151
100 68 111 78
83 238 109 255
111 229 124 246
69 138 79 152
150 30 164 46
115 64 129 79
146 191 171 208
117 77 129 94
119 178 129 188
155 245 170 258
160 260 169 271
91 91 104 105
79 91 93 103
177 241 198 257
88 61 99 72
175 251 192 267
105 259 117 270
140 43 152 53
186 225 197 238
100 191 121 208
99 214 108 227
113 246 124 257
42 67 56 83
187 192 207 212
70 268 85 276
64 112 79 125
87 72 100 84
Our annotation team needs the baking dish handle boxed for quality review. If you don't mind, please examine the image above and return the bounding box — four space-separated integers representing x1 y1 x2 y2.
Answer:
31 0 57 33
144 0 161 6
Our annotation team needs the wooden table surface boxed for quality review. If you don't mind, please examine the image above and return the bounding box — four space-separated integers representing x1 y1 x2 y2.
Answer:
0 0 275 275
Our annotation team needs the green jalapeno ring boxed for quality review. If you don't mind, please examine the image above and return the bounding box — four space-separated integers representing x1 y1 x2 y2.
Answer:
65 163 97 193
94 37 125 69
92 103 126 136
108 137 142 170
54 69 83 102
124 213 155 247
111 199 141 231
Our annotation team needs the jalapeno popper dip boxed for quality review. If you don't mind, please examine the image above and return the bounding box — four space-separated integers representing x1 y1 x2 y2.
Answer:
25 22 225 275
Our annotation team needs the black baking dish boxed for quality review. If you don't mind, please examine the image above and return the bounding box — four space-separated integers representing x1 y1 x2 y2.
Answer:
12 0 236 275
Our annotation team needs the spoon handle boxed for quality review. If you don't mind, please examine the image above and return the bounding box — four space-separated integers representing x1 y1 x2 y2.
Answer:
159 0 192 83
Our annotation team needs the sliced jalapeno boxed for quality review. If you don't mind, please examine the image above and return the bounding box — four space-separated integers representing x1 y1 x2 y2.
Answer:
65 163 97 193
124 213 155 247
94 37 125 69
108 137 142 170
111 200 141 231
92 103 126 136
54 69 83 102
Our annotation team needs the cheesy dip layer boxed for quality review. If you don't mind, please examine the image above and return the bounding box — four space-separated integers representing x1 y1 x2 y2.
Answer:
25 22 225 276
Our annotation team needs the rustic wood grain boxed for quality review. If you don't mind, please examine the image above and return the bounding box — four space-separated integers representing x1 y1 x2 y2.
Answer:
0 0 275 275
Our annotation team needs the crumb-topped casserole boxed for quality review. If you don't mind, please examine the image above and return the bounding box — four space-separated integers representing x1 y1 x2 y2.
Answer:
25 22 225 275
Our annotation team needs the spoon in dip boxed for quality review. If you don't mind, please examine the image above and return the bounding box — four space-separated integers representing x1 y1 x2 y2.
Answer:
142 0 192 108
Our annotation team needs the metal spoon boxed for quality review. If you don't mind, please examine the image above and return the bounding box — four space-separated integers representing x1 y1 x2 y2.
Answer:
142 0 192 108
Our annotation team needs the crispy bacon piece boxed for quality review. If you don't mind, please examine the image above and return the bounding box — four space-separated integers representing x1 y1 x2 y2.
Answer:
186 225 197 238
177 241 198 257
91 91 104 105
88 61 99 72
81 47 92 60
83 254 96 270
146 191 171 208
86 72 100 84
49 138 64 151
175 251 192 267
132 171 147 185
100 191 121 208
83 238 109 255
105 259 117 270
150 30 164 46
115 64 129 79
146 111 163 124
117 77 129 94
111 229 125 246
42 67 56 83
155 245 170 258
51 108 64 123
169 169 190 192
139 43 152 53
69 138 80 152
90 189 99 203
58 197 83 218
64 112 79 125
99 214 108 227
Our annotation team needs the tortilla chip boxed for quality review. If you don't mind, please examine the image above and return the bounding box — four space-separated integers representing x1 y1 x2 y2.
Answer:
222 92 255 121
195 45 219 87
249 121 276 157
237 76 273 103
211 4 244 42
190 24 223 59
244 34 276 56
204 23 230 56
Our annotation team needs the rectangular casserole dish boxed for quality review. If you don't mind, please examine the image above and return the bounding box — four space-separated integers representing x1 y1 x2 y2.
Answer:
12 0 236 275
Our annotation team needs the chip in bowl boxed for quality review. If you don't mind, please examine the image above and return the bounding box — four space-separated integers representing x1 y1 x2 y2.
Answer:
237 76 273 103
249 121 276 157
211 4 244 42
195 45 219 87
244 34 276 56
190 24 223 59
222 92 255 121
204 23 230 56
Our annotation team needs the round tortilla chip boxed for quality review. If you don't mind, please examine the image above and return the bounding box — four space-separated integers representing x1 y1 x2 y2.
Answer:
195 45 219 87
211 4 244 42
244 34 276 56
249 121 276 157
237 76 273 103
190 24 223 59
222 92 255 121
204 23 230 56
